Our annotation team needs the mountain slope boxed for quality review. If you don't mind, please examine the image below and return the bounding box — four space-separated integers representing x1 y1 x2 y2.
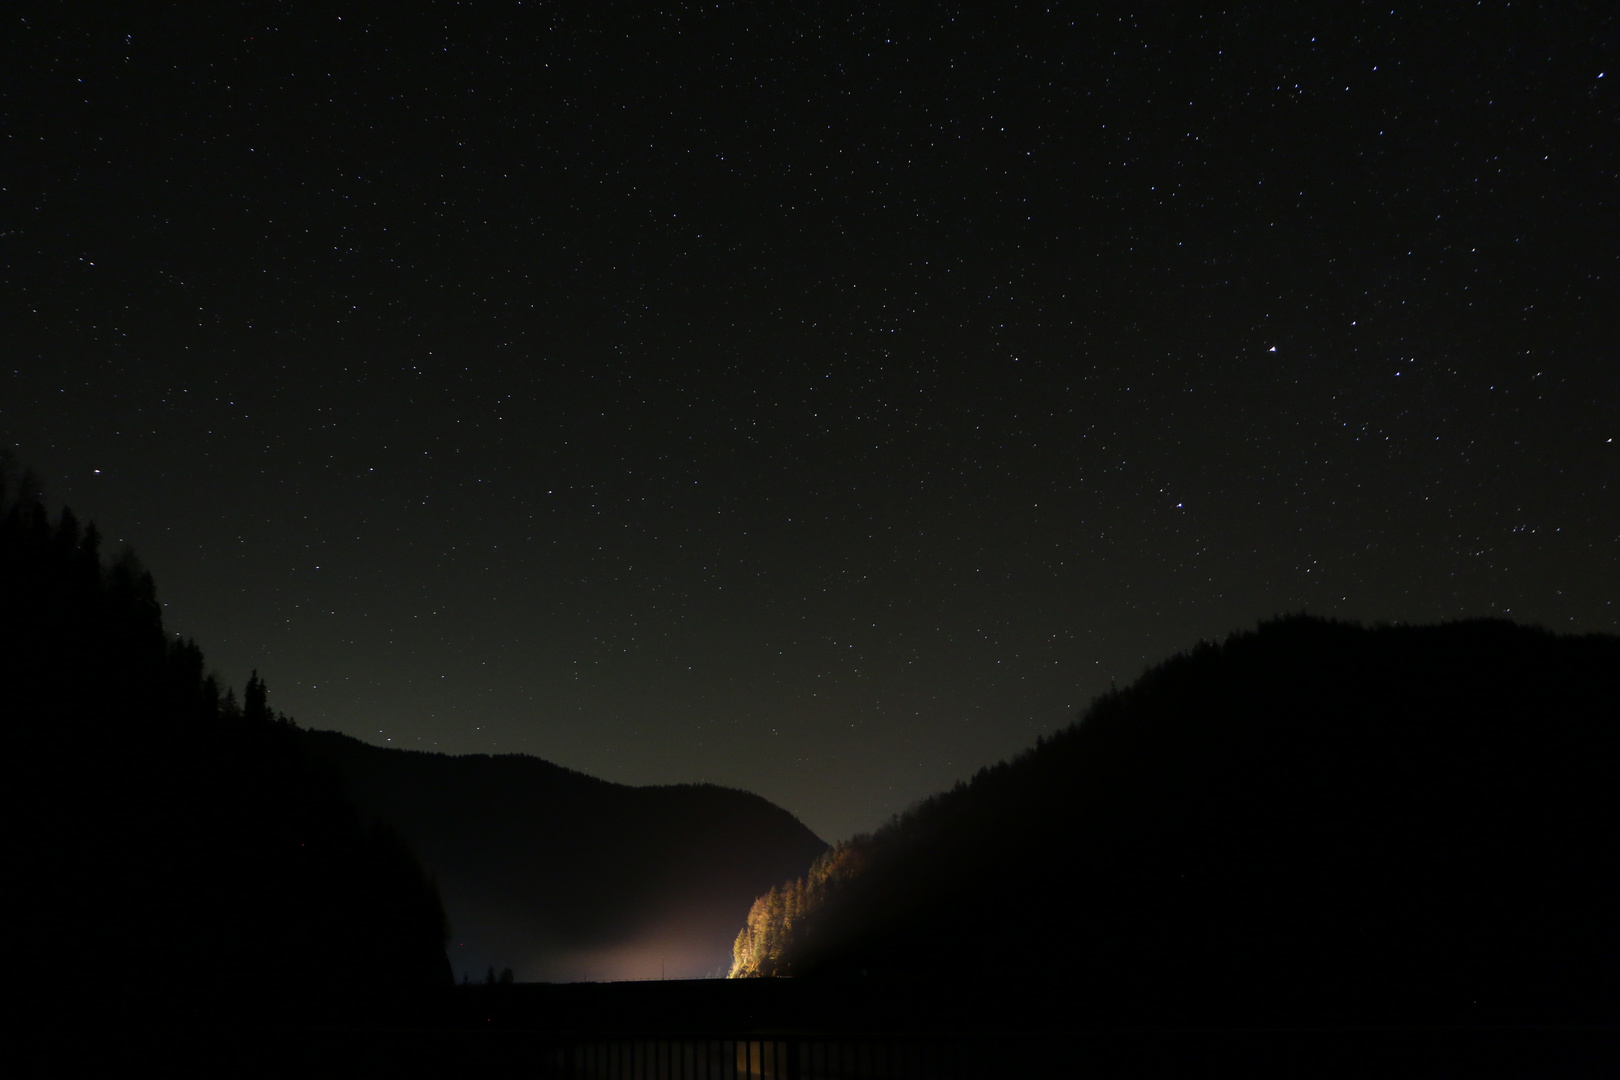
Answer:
301 730 827 982
2 466 450 1025
732 617 1619 1027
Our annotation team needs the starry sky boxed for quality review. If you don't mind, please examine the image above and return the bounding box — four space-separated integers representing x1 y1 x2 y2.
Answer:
5 4 1616 843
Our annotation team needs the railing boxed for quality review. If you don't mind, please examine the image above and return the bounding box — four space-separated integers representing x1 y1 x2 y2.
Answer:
517 1026 1619 1080
535 1035 1034 1079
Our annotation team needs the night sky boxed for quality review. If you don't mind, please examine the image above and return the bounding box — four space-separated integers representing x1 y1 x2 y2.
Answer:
6 4 1615 844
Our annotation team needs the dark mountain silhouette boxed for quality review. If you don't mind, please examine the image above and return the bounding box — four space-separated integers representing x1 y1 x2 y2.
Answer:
732 617 1619 1028
299 729 828 982
2 458 450 1025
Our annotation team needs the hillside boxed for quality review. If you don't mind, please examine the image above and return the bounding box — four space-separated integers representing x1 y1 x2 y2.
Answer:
731 617 1620 1027
2 463 450 1025
301 731 828 982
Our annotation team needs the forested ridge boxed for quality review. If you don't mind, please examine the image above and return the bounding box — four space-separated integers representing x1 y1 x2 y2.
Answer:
3 458 450 1024
731 617 1620 1027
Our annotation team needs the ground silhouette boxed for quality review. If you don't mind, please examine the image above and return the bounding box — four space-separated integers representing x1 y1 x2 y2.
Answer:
733 616 1619 1029
3 460 449 1026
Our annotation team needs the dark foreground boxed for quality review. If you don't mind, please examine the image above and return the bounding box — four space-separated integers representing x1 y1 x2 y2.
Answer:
60 981 1618 1079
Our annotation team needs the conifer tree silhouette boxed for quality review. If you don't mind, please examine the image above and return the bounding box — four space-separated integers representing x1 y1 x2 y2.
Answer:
244 671 270 725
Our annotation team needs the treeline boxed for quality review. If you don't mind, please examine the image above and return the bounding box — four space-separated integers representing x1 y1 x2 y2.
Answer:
731 843 866 977
3 458 450 1025
730 616 1620 1027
